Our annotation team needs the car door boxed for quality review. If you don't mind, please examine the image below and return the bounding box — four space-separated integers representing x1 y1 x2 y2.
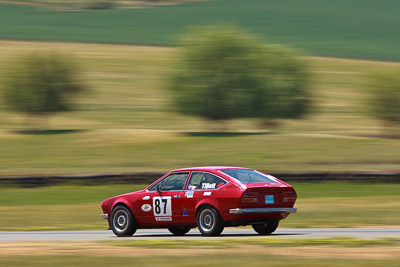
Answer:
181 172 228 224
138 172 189 226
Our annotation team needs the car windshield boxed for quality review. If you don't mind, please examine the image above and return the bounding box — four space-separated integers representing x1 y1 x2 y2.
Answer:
220 169 277 184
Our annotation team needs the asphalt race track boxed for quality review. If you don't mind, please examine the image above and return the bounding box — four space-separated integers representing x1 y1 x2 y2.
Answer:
0 228 399 241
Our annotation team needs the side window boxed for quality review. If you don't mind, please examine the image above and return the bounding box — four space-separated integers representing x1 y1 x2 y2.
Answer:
148 173 188 191
187 172 226 190
148 179 162 192
187 172 204 190
161 173 188 191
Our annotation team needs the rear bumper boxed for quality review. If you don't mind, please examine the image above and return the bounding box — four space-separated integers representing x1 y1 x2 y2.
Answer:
229 207 297 215
100 214 109 219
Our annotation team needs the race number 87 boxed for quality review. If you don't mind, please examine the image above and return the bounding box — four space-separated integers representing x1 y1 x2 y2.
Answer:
152 196 172 216
155 198 167 214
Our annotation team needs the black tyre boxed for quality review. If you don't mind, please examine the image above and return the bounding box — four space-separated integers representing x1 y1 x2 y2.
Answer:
252 219 279 235
110 205 138 237
168 225 191 236
196 206 224 236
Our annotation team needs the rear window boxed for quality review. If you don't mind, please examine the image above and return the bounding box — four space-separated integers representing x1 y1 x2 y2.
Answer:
220 169 277 184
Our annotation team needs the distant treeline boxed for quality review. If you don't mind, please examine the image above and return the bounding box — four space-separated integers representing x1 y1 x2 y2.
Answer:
2 0 190 10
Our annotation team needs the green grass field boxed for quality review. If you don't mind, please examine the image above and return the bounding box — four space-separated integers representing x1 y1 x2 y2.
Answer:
1 0 400 60
0 41 399 175
0 182 399 231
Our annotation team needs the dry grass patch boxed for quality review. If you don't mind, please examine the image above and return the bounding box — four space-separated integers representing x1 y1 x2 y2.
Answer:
0 241 399 260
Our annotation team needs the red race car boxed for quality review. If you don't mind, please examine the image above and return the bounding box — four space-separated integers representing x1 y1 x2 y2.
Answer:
100 166 297 237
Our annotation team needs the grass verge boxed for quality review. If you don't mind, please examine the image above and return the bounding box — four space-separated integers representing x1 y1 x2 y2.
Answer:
0 240 399 266
108 237 400 248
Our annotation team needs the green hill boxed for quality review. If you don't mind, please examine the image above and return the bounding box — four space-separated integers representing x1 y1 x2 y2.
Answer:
0 0 400 60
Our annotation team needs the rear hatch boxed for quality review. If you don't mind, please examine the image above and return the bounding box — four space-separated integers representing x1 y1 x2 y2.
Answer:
241 183 297 208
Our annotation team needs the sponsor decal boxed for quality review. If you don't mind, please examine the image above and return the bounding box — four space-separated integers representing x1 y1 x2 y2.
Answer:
188 185 197 190
202 183 216 189
142 196 150 200
265 195 274 204
173 194 180 198
155 216 172 221
141 204 152 212
203 191 212 196
153 196 172 216
185 191 194 198
183 209 189 216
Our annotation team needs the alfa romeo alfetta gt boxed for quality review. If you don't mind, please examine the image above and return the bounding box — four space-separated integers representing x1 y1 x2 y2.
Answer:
100 166 297 236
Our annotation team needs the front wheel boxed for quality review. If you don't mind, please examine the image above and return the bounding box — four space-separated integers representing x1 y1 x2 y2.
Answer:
196 206 224 236
252 219 279 235
110 205 137 237
168 225 191 236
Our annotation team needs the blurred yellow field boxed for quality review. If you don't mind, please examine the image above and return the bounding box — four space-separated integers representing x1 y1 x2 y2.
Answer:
0 40 399 174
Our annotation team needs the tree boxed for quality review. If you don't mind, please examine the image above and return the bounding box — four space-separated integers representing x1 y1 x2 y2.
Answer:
1 52 86 130
249 45 310 127
367 72 400 133
168 25 310 128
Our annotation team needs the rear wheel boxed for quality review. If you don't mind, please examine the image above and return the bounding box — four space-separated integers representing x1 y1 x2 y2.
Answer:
252 219 279 235
168 225 191 236
110 205 137 237
196 206 224 236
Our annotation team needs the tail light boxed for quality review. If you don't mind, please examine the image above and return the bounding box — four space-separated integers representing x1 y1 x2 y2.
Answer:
283 191 296 202
242 192 259 203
